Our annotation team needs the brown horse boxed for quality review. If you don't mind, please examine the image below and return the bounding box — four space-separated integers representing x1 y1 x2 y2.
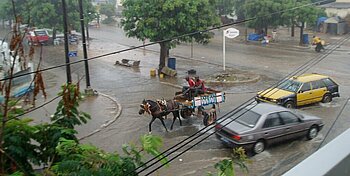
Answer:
139 99 181 133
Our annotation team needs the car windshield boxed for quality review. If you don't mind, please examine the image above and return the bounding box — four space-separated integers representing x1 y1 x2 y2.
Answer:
277 79 302 92
233 109 261 128
35 31 47 36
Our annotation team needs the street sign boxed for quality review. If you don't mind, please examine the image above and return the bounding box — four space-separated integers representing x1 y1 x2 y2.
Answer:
68 51 78 57
224 28 239 39
222 28 239 71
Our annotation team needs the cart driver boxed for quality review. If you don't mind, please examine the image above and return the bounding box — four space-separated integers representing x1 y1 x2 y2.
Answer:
182 76 195 99
194 76 206 96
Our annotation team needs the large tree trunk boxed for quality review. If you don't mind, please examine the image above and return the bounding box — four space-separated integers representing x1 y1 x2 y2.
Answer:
86 25 89 40
291 18 295 37
159 42 168 72
299 22 305 46
52 27 57 45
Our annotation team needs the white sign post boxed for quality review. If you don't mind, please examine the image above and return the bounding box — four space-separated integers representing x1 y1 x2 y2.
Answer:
223 28 239 71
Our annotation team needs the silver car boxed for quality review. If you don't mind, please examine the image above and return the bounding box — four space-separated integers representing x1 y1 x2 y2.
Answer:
215 103 324 154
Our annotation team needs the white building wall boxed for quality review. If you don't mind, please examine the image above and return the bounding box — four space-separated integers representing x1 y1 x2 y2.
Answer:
336 0 350 3
325 8 350 18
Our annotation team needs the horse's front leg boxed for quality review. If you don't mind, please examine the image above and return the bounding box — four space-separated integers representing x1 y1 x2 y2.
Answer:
177 111 182 126
149 116 156 133
159 117 168 132
170 111 181 130
170 115 176 130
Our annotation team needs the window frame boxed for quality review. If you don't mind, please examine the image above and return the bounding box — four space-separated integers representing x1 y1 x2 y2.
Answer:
278 111 300 125
299 82 312 92
263 113 283 128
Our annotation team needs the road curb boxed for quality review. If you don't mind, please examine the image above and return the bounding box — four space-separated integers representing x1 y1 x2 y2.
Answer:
79 92 122 140
206 74 261 85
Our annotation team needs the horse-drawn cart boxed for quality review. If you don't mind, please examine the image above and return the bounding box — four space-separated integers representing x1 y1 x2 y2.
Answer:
139 89 225 132
174 89 225 126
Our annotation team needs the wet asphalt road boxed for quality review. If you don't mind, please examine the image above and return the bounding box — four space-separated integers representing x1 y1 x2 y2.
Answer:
17 25 350 175
79 25 350 175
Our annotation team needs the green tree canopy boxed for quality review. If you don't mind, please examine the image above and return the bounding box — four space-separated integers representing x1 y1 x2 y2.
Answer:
121 0 220 70
244 0 283 34
216 0 235 16
234 0 324 44
99 3 116 24
2 0 95 33
281 0 324 45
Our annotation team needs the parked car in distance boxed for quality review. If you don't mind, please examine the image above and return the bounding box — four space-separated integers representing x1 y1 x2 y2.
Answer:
26 29 49 45
215 102 324 154
256 73 339 108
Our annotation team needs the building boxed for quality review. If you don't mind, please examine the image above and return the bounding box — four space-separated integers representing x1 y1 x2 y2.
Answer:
322 0 350 18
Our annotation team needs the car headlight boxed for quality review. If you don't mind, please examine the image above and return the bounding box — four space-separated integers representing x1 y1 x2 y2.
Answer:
271 99 277 102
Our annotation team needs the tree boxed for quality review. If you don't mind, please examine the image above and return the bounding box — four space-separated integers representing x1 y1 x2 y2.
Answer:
232 0 246 21
0 1 12 27
216 0 235 16
121 0 220 71
99 3 116 24
281 0 323 45
207 147 250 176
243 0 283 35
6 0 95 41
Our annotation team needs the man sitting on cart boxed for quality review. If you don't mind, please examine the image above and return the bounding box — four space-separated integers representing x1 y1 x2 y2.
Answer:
194 76 207 96
182 76 195 99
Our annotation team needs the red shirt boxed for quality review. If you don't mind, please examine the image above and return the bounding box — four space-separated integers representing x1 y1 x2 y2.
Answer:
188 79 195 87
195 79 206 92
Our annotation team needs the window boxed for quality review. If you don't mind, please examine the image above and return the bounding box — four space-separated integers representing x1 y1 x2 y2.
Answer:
322 78 336 87
34 31 47 36
277 80 302 92
235 109 261 128
263 113 282 128
279 111 299 124
311 80 325 89
299 82 311 92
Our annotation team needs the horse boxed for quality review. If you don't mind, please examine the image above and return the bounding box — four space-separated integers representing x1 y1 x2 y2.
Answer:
138 99 181 133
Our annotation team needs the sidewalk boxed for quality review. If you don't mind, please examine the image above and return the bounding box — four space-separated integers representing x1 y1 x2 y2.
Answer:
24 52 122 141
27 86 121 141
76 92 122 140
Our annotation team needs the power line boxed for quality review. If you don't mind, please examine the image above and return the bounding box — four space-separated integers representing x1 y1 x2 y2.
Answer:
317 97 350 150
141 32 350 174
138 34 350 175
0 0 331 83
6 75 86 122
135 32 350 174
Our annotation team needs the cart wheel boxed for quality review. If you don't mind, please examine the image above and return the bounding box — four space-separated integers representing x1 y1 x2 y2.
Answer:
203 111 216 126
180 109 192 119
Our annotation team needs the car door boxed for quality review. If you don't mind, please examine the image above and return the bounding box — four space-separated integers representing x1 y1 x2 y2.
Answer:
296 82 313 106
261 113 285 145
310 80 327 103
278 111 304 140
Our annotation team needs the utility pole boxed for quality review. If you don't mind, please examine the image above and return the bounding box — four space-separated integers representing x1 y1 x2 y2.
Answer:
62 0 72 83
78 0 94 95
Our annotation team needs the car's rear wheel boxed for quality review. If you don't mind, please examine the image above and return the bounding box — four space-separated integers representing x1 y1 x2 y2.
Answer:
307 125 318 140
284 101 295 109
322 93 332 103
252 140 265 154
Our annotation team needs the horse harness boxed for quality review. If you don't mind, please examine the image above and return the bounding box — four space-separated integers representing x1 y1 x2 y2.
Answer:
142 100 167 115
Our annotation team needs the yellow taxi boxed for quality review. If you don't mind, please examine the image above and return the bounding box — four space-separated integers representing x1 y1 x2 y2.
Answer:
256 73 340 108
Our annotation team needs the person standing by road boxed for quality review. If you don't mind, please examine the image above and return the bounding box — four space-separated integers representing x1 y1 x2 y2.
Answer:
272 29 277 42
